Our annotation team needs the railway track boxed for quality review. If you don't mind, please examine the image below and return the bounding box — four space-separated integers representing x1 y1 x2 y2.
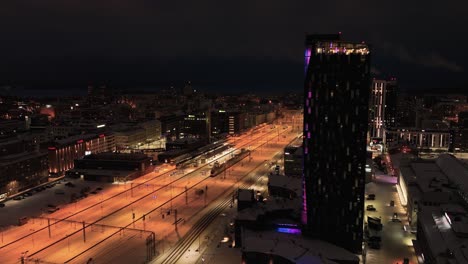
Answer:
13 127 289 263
158 161 271 264
0 127 270 254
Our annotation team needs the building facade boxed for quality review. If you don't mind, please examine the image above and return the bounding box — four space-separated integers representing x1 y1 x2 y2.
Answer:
368 79 398 139
48 133 115 177
284 139 303 177
303 34 370 253
0 136 48 199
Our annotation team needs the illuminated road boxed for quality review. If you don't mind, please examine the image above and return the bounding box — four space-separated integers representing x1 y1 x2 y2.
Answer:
0 113 301 264
364 171 418 264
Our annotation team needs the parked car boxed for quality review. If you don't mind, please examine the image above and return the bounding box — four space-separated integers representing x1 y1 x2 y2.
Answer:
368 241 381 249
47 207 59 213
96 187 103 191
65 182 76 188
18 217 29 226
0 203 5 208
390 200 395 206
47 204 57 208
55 189 65 195
366 205 376 211
367 194 376 200
13 195 24 200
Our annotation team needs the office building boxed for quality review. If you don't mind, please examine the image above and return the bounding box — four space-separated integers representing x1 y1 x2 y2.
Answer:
0 136 48 199
368 78 398 139
303 34 370 253
48 133 115 177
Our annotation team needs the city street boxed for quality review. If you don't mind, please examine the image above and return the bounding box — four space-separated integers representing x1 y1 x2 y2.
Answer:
364 170 417 264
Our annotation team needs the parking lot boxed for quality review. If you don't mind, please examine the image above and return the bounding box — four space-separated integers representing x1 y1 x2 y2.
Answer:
0 178 112 227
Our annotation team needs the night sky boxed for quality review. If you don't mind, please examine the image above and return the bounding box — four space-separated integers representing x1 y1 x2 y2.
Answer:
1 1 467 95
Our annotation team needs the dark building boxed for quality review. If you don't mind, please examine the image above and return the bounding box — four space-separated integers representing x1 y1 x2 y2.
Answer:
303 34 370 253
158 114 184 140
284 141 303 178
454 111 468 152
182 112 210 140
211 110 247 137
71 152 152 182
0 135 48 198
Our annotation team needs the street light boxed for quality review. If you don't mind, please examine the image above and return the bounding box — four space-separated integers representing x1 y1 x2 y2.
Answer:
20 251 29 264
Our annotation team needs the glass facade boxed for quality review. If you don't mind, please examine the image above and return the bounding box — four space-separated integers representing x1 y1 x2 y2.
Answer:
303 34 370 253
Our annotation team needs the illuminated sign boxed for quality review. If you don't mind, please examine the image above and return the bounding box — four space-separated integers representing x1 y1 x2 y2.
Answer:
76 140 84 144
96 124 106 128
85 151 92 156
48 147 56 150
218 110 226 113
99 134 105 138
276 227 301 235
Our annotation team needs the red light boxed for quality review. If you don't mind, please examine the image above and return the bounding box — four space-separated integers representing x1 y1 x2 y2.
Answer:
99 134 105 138
77 139 84 144
48 147 56 150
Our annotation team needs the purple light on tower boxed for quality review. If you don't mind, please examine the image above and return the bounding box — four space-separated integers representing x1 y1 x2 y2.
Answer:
304 47 312 73
277 227 302 235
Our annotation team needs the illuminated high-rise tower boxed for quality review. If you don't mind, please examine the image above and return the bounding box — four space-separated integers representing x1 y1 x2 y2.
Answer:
369 78 398 139
303 34 371 253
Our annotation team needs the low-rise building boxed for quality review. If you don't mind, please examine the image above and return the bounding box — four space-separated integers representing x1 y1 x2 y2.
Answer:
283 137 303 178
114 128 146 150
69 152 153 182
399 154 468 230
48 133 115 177
384 127 451 152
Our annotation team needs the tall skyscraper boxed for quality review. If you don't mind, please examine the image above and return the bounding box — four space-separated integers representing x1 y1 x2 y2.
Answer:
369 78 398 139
303 34 371 253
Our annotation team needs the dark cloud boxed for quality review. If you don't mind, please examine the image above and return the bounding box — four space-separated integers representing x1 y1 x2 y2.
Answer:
382 42 463 73
0 1 467 92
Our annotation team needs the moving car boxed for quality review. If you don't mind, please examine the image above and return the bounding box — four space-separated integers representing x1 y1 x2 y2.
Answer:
366 205 376 211
367 194 376 200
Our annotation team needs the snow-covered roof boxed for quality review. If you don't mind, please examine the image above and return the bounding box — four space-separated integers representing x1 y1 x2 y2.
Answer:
436 154 468 195
419 206 468 264
268 174 302 196
242 229 358 264
238 189 253 202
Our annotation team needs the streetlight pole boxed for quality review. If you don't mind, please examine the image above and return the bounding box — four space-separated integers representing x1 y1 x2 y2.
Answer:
30 229 35 247
20 251 29 264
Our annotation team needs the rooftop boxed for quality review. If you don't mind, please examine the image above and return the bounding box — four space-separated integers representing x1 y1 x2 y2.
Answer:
268 174 302 196
242 229 358 264
419 206 468 264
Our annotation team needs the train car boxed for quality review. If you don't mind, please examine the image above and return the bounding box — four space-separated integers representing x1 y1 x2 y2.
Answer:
210 150 250 177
